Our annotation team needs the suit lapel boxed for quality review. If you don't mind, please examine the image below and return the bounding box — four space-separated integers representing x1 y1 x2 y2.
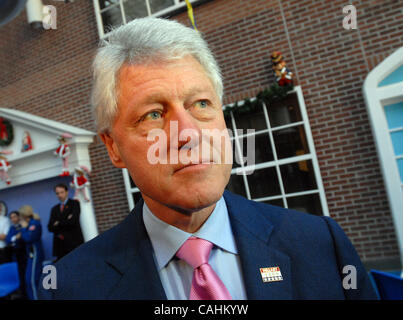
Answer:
224 191 293 300
102 192 292 300
104 200 167 300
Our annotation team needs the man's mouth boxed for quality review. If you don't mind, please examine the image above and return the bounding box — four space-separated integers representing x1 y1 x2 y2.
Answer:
173 160 214 173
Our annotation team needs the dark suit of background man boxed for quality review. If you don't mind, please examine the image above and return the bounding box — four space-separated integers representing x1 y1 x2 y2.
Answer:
39 18 377 300
48 184 84 262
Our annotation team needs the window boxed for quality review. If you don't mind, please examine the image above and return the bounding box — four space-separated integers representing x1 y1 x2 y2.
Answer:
122 168 142 210
385 101 403 184
93 0 191 38
225 86 329 216
121 86 329 216
364 46 403 264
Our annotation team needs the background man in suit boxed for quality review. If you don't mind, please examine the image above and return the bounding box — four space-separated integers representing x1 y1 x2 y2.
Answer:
48 183 84 262
39 18 377 300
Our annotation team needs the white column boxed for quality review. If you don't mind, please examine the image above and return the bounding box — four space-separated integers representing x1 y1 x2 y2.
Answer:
76 188 98 241
72 142 99 241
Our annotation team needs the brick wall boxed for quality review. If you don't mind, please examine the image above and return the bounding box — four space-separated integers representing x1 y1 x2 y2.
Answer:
1 0 402 265
0 1 129 234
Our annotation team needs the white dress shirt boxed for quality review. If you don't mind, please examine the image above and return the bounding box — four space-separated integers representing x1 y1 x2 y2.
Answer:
143 196 248 300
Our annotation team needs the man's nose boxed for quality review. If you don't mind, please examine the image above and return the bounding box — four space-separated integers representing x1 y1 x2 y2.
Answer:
168 108 202 150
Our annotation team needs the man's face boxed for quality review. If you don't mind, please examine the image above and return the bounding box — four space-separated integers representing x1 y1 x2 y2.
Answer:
10 213 19 225
101 55 232 213
55 187 68 202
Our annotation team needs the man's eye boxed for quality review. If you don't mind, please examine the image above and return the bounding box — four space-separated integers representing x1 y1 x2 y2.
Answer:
195 100 209 109
144 111 162 121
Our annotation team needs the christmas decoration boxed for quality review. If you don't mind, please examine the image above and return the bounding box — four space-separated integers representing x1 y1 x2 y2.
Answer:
54 133 72 177
70 166 91 202
223 82 294 118
0 117 14 147
271 51 293 87
223 51 295 118
0 150 13 185
21 131 33 152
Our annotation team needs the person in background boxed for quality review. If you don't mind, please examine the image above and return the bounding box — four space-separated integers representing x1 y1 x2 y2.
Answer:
5 210 27 299
18 205 44 300
48 183 84 262
0 207 10 264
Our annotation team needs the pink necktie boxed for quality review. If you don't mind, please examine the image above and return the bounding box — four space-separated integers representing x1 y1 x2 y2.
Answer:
176 237 232 300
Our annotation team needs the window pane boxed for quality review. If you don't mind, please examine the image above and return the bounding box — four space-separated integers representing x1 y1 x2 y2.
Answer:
101 5 123 33
233 104 267 131
385 102 403 129
132 192 143 206
149 0 175 14
237 132 274 165
397 158 403 183
379 65 403 87
247 166 280 198
273 125 309 159
99 0 120 10
226 174 247 198
287 193 323 216
265 93 302 128
391 130 403 156
123 0 148 21
129 175 136 189
280 160 317 194
263 198 284 208
224 114 233 133
232 141 241 169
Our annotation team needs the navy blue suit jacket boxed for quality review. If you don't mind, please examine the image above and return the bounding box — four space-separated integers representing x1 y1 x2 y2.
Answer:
38 191 377 299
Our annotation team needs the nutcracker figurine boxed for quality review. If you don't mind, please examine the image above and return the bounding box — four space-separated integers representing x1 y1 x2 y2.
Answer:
70 166 91 202
21 131 33 152
271 51 293 86
54 133 72 177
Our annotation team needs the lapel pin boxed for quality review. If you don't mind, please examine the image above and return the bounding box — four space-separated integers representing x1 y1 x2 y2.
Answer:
260 266 283 283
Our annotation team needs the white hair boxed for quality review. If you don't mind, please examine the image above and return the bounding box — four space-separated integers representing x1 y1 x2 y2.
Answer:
91 18 223 133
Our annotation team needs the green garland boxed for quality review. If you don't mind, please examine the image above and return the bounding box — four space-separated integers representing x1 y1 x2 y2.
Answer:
224 83 294 118
0 118 14 147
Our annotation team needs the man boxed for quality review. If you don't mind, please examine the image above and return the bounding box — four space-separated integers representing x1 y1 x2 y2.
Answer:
47 184 84 262
39 18 377 300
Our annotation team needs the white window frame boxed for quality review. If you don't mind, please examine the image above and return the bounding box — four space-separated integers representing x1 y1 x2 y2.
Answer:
122 168 139 211
93 0 195 39
225 85 329 216
363 46 403 268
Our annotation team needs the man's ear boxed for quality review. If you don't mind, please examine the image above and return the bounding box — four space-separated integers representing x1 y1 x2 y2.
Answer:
99 132 126 168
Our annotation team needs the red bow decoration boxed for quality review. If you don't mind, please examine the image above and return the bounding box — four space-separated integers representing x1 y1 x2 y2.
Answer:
0 118 7 140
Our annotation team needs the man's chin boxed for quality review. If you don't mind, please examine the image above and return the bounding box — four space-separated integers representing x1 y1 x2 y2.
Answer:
153 188 223 214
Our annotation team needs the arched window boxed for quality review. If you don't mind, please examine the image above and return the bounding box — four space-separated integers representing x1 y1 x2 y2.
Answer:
364 47 403 266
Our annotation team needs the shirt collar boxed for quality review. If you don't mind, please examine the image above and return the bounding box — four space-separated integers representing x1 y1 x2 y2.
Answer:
143 196 238 270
